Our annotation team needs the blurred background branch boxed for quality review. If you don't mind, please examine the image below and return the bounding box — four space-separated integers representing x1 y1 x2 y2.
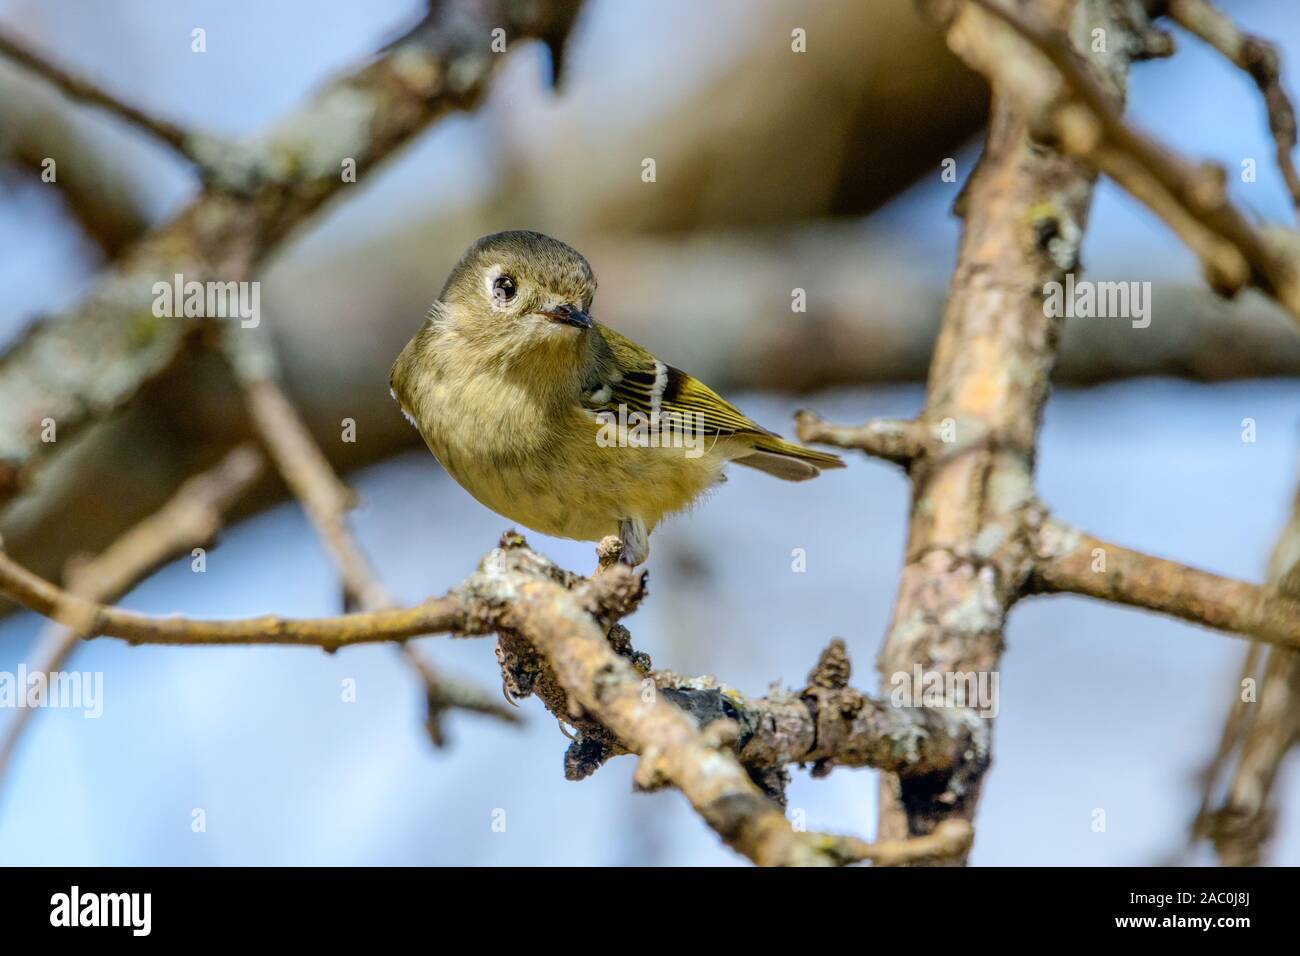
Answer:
1194 485 1300 864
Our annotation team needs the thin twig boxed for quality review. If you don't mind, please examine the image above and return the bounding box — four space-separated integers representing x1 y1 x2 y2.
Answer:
0 445 263 794
1205 647 1300 863
1165 0 1300 215
967 0 1300 319
0 547 474 648
223 332 518 735
1196 487 1300 863
794 410 924 466
828 819 974 866
0 29 200 161
405 648 522 745
228 348 391 611
1190 641 1262 843
1030 516 1300 650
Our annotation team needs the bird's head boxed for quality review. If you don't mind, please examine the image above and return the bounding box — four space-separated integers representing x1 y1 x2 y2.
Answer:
437 231 596 360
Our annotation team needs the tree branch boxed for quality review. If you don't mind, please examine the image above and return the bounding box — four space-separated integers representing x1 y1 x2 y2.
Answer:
658 639 988 779
0 28 199 161
0 530 961 868
0 547 475 648
1195 483 1300 863
1164 0 1300 214
458 539 919 866
794 411 924 466
967 0 1300 319
0 527 984 864
829 818 974 866
797 0 1143 851
790 0 1300 857
1029 515 1300 650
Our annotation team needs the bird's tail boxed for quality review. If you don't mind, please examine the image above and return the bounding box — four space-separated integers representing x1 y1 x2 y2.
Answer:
734 435 845 482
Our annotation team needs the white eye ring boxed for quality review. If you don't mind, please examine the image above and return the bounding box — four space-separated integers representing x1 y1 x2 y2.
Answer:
492 274 517 303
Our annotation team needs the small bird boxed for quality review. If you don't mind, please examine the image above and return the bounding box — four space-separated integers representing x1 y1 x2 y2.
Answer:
390 230 843 564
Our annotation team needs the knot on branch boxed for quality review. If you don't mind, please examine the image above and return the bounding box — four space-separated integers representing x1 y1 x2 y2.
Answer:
800 641 869 778
606 623 653 674
807 638 852 690
633 746 672 792
1199 801 1275 868
579 564 648 625
1117 2 1174 61
595 535 624 572
498 529 528 550
564 730 620 782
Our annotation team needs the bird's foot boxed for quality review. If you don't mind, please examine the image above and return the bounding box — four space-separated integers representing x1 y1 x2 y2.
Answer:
617 517 649 566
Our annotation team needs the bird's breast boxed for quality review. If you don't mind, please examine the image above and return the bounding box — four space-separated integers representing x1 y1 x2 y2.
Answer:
399 342 732 542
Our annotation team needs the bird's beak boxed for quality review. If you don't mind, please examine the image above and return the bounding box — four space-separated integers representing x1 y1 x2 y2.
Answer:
541 303 592 329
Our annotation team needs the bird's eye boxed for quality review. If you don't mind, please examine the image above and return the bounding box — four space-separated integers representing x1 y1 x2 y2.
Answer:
492 274 517 303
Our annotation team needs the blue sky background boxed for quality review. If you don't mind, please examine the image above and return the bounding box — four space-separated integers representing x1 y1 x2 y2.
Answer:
0 0 1297 865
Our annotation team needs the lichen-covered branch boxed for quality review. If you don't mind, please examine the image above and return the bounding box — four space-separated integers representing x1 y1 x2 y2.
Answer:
473 545 787 862
791 0 1300 859
0 529 981 865
658 639 988 779
799 0 1142 851
460 538 906 866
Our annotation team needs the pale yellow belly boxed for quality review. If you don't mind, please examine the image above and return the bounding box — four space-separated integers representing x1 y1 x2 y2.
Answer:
430 423 733 542
406 353 746 543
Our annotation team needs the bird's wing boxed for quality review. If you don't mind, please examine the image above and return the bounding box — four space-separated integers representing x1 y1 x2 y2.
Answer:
581 323 775 438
